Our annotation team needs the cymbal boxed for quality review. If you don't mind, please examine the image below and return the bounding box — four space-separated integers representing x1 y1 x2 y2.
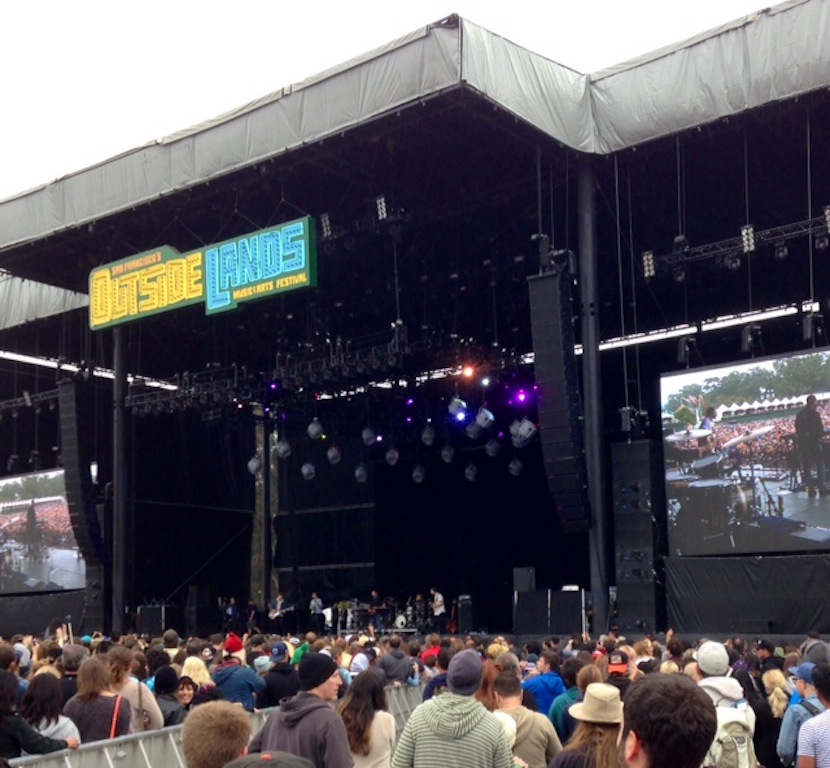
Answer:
723 424 775 448
750 425 775 437
665 429 712 443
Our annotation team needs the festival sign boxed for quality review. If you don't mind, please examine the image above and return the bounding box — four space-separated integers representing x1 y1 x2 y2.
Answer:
89 216 316 330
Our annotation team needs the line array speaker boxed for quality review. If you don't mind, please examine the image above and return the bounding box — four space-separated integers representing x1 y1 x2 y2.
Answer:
528 269 590 533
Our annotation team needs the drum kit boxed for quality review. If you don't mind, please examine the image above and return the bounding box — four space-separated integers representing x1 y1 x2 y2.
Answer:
345 598 424 632
664 425 776 542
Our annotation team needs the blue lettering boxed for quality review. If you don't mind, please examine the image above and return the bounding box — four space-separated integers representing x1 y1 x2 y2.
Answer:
237 236 262 285
282 221 306 272
205 246 231 310
261 231 283 279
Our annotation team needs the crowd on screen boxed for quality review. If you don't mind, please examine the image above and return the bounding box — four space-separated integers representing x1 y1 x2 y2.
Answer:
2 621 830 768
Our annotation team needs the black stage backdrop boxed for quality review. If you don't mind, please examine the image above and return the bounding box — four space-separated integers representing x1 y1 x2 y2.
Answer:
374 441 590 633
666 554 830 634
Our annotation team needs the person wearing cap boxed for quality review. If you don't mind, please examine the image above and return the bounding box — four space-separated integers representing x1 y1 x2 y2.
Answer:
695 640 756 733
257 642 301 709
757 639 784 674
392 648 513 768
212 634 266 711
796 663 830 768
621 673 717 768
550 683 622 768
777 662 824 766
521 650 566 717
249 651 352 768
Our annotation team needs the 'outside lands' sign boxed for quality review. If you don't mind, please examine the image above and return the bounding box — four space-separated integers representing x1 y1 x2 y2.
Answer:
89 216 316 330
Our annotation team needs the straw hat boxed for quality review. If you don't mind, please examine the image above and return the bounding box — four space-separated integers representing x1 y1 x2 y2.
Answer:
568 682 623 724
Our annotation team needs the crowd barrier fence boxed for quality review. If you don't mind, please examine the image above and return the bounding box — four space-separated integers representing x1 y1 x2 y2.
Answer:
10 684 425 768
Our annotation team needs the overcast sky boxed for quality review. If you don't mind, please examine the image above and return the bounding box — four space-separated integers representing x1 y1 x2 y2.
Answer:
0 0 773 201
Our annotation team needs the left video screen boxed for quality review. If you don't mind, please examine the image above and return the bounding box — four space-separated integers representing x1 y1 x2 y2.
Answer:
0 469 86 594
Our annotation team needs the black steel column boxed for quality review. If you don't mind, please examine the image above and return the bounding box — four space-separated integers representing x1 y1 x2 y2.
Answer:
577 157 609 632
112 327 127 632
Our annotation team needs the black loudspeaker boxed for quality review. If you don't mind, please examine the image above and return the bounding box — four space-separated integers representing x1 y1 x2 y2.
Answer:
528 270 590 533
549 591 584 635
611 441 664 633
457 595 474 634
514 590 550 634
59 380 105 565
513 567 536 593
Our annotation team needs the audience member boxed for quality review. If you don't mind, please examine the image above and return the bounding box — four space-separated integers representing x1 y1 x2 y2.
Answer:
181 700 252 768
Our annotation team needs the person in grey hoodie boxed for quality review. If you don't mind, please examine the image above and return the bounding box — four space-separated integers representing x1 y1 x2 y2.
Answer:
378 636 414 684
249 652 353 768
695 640 756 734
392 648 513 768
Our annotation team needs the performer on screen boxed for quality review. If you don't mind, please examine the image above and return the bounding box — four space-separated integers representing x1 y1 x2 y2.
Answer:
796 395 827 496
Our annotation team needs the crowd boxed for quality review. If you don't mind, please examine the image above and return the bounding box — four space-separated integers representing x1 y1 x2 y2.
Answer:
1 624 830 768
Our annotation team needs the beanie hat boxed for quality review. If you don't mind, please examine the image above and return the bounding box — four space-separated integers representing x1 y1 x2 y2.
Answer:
224 633 244 654
155 665 179 695
447 649 483 695
298 652 338 691
695 641 729 676
254 655 273 674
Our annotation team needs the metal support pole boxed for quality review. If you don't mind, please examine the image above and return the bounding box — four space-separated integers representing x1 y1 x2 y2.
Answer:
578 156 609 633
112 327 127 633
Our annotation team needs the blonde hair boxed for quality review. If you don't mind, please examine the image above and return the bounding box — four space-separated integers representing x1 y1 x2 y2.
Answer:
660 660 679 674
763 669 791 719
181 655 213 686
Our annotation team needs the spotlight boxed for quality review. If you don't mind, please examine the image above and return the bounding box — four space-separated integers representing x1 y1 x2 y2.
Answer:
354 463 368 483
508 458 524 476
672 265 686 284
320 212 332 239
326 445 342 465
421 425 435 446
440 444 455 463
22 390 32 407
741 323 763 356
307 418 324 440
815 234 829 251
385 447 400 466
247 454 263 475
361 427 375 446
510 418 537 448
485 439 501 457
740 224 755 253
465 422 483 440
672 234 689 253
642 251 655 279
411 464 425 484
447 396 467 417
275 439 292 458
464 463 478 482
481 377 491 387
474 407 494 429
824 204 830 233
721 252 741 270
462 366 474 378
375 195 388 221
774 241 788 260
6 454 19 473
301 462 316 480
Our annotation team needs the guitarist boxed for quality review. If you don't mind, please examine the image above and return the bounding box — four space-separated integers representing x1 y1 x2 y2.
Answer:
269 593 288 635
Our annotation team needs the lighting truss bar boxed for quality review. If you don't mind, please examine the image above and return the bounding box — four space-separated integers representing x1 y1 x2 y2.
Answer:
657 213 830 270
598 324 696 351
0 388 59 414
700 301 818 332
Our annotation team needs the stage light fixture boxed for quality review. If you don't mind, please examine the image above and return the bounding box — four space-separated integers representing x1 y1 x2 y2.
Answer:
6 454 19 473
672 265 686 284
447 396 466 417
29 451 41 471
411 464 425 484
354 463 368 483
824 204 830 233
361 427 375 446
326 445 342 465
440 444 455 463
642 251 655 279
815 234 829 251
508 458 524 476
421 425 435 446
320 212 332 239
275 439 292 458
375 195 388 221
741 323 763 356
301 462 316 480
307 418 324 440
385 447 400 466
774 242 788 260
464 462 478 482
247 454 263 475
510 418 537 448
672 234 689 253
485 439 501 457
740 224 755 253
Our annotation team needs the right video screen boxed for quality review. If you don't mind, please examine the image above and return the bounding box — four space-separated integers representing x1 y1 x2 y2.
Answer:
661 347 830 556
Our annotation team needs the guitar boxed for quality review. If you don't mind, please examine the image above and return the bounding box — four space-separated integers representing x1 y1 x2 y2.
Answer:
268 605 294 620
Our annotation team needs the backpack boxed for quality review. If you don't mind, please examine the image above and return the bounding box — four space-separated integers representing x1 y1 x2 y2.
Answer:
703 705 759 768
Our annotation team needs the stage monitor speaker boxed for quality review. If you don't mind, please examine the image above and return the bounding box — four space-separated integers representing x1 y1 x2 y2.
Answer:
611 441 664 633
59 380 105 565
457 594 474 634
529 270 590 533
550 590 584 635
514 590 550 635
513 567 536 593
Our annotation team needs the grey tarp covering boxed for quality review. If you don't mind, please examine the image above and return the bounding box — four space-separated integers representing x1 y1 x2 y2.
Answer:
1 0 828 274
0 272 87 331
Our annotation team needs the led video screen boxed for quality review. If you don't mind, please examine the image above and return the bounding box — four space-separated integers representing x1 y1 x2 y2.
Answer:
0 469 86 593
661 348 830 556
